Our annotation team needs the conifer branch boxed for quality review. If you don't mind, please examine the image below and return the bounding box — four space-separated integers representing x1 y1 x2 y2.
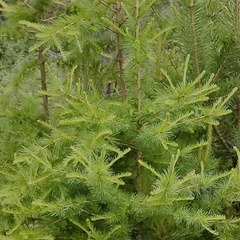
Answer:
204 124 213 162
189 4 200 80
39 46 49 122
99 0 116 13
212 125 235 164
41 13 65 22
212 62 225 83
235 0 240 27
235 0 240 125
136 0 141 115
20 0 35 11
134 5 143 240
116 1 126 101
135 0 142 195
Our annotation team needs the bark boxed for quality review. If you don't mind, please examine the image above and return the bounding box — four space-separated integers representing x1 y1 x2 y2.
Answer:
116 1 126 101
39 46 49 122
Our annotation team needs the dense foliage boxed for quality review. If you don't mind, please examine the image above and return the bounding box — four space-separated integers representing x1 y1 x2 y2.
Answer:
0 0 239 239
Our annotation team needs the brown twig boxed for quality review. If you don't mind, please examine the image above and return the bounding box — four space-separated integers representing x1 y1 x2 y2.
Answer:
213 125 238 166
41 13 66 22
213 126 231 150
212 62 224 83
119 16 128 27
39 46 49 122
99 0 116 13
20 0 35 11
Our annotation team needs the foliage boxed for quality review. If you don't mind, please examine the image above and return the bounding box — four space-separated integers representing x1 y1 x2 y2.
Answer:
0 0 239 239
